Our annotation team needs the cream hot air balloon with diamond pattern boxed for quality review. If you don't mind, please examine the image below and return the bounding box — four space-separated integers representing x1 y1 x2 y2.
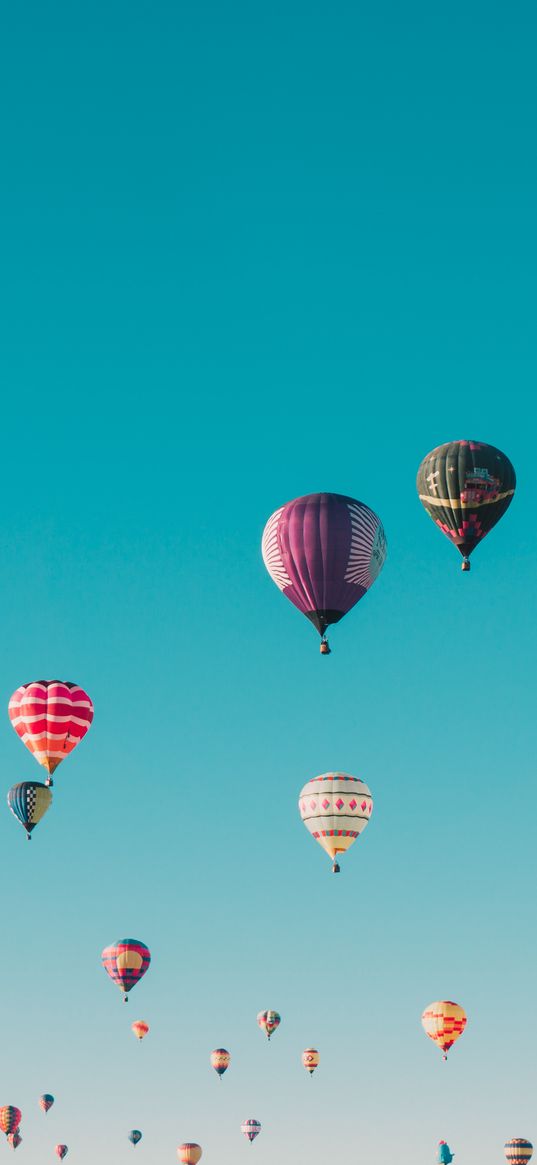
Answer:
299 772 373 873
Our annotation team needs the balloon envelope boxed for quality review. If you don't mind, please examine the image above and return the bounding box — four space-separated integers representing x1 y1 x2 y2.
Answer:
437 1142 454 1164
241 1120 261 1143
299 772 372 868
7 1132 22 1150
257 1010 280 1039
505 1141 533 1163
8 680 94 778
0 1108 22 1135
421 1001 467 1058
210 1048 230 1076
39 1094 54 1113
128 1130 142 1145
262 492 386 642
416 440 516 566
302 1048 320 1074
7 782 52 839
132 1020 149 1041
55 1147 68 1161
177 1144 202 1164
102 939 151 1001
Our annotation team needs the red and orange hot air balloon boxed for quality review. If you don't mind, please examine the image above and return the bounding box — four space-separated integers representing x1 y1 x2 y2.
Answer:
8 680 94 786
302 1048 320 1075
132 1020 149 1042
102 939 151 1002
177 1144 202 1164
421 1001 467 1060
0 1108 22 1136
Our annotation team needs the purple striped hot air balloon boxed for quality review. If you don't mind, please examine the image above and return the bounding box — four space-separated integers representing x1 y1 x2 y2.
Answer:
262 492 386 653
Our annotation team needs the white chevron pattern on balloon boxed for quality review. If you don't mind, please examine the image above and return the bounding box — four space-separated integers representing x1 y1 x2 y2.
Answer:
344 502 387 587
261 508 292 591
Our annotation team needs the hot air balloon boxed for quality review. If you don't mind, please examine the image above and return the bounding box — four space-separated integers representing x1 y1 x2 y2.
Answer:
416 440 516 571
55 1147 68 1161
241 1120 261 1143
177 1144 202 1164
39 1094 54 1113
132 1020 149 1041
210 1048 230 1078
129 1130 142 1146
421 1002 467 1060
257 1010 280 1040
299 772 372 873
7 782 52 840
7 1133 22 1150
101 939 151 1002
437 1142 455 1163
505 1141 533 1163
302 1048 320 1075
262 492 387 652
8 681 94 785
0 1109 22 1135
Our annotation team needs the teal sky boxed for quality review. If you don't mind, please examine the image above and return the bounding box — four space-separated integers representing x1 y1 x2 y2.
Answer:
1 1 536 1162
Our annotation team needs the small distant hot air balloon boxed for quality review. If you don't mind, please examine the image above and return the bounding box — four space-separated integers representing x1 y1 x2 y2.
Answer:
8 681 94 785
210 1048 230 1078
39 1094 54 1114
128 1130 142 1146
257 1010 280 1040
299 772 372 873
262 492 387 652
302 1048 320 1075
55 1147 68 1161
102 939 151 1002
177 1144 202 1164
7 1132 22 1150
132 1020 149 1041
421 1002 467 1060
7 782 52 840
0 1109 22 1136
416 440 516 571
437 1142 455 1163
241 1120 261 1143
505 1140 533 1163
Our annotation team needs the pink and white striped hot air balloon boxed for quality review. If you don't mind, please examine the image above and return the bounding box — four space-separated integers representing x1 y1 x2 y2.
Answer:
8 681 94 785
241 1119 261 1143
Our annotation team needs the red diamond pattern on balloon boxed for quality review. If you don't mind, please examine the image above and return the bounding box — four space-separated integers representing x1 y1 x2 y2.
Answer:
336 798 344 810
349 799 357 810
322 799 330 810
310 800 317 810
361 800 367 811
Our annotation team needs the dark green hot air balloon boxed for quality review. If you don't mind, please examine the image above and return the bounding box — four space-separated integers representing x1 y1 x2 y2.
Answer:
417 440 516 570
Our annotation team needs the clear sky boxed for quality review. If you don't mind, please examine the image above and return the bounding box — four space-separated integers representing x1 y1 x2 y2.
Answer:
1 1 536 1162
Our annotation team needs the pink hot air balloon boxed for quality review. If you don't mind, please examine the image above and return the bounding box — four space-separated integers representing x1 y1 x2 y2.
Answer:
7 1132 22 1150
55 1147 68 1161
262 493 387 653
39 1094 54 1113
8 680 94 785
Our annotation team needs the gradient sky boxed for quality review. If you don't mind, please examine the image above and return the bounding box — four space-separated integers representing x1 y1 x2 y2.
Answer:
1 1 536 1162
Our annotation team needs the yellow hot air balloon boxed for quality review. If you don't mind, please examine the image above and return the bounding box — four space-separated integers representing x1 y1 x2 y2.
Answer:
421 1001 467 1060
302 1048 320 1075
132 1020 149 1041
177 1145 202 1165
